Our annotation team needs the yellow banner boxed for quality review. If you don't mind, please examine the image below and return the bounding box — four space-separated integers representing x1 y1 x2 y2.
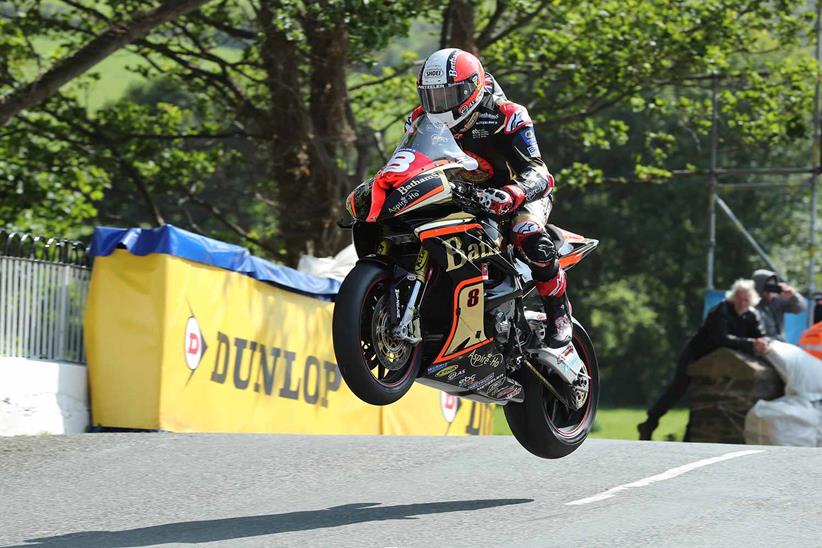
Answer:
383 388 495 436
84 250 493 435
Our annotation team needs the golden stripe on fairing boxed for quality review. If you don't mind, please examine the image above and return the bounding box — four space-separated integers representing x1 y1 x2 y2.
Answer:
434 276 492 363
413 212 476 238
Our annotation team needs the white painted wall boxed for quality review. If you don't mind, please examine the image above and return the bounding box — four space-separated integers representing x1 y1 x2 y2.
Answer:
0 357 89 435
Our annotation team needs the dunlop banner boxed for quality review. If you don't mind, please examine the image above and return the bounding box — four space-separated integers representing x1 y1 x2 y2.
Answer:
84 249 493 435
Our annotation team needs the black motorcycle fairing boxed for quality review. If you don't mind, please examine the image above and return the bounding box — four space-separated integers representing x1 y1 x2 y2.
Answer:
410 217 524 402
352 209 530 404
352 221 381 259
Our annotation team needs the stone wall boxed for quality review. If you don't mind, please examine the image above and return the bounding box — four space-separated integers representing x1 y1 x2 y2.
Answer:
687 348 783 443
0 358 89 436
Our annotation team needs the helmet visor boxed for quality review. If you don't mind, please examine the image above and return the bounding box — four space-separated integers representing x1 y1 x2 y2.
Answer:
418 80 477 114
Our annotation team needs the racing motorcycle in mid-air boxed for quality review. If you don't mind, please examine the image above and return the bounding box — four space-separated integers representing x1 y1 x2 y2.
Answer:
333 114 599 459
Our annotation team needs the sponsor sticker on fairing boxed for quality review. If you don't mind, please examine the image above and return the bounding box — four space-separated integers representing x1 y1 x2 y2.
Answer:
427 362 449 375
559 345 585 377
494 384 522 399
485 376 506 393
396 172 440 196
448 368 467 381
468 352 503 368
387 190 421 213
468 372 500 391
436 364 460 378
458 374 477 387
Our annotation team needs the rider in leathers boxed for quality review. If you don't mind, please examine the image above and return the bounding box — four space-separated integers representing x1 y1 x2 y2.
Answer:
410 48 571 347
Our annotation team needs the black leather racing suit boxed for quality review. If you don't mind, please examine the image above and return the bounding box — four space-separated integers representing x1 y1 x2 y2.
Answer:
406 76 566 299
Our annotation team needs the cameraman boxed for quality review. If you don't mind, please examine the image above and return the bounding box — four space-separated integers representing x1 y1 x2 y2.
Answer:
752 269 807 341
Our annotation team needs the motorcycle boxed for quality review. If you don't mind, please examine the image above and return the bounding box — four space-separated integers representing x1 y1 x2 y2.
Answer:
333 114 599 458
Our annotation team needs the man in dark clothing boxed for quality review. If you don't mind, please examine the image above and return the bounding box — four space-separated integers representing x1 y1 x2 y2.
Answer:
638 279 768 441
752 269 807 341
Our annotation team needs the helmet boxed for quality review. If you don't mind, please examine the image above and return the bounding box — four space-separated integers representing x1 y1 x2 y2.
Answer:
417 48 486 129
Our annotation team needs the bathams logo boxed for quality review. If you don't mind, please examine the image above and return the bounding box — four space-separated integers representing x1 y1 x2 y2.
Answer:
184 314 208 371
397 171 440 196
443 236 497 271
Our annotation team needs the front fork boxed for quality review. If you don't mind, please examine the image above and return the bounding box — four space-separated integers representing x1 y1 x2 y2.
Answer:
389 246 429 345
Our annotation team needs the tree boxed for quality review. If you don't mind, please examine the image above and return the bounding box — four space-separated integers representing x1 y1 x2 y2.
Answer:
6 1 813 256
0 0 210 126
2 0 437 260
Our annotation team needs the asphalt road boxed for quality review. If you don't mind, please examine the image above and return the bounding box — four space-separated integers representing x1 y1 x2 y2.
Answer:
1 434 820 547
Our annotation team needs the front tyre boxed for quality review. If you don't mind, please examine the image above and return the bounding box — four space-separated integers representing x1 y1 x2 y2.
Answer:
333 261 421 406
504 320 599 459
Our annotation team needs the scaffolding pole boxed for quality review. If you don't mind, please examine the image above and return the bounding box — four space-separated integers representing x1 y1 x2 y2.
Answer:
809 0 821 321
716 180 811 190
715 196 786 280
706 73 719 290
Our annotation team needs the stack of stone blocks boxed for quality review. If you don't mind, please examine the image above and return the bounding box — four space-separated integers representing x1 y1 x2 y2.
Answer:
687 348 783 443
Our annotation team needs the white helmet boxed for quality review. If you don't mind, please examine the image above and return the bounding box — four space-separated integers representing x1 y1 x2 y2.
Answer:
417 48 486 129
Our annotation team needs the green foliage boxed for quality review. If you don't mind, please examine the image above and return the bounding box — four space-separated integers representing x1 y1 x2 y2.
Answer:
472 0 815 186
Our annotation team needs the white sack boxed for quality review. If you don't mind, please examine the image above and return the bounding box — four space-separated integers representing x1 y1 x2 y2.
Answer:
297 244 358 281
765 340 822 400
745 395 821 446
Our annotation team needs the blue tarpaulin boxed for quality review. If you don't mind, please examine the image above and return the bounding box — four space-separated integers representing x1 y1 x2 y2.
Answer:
89 225 341 300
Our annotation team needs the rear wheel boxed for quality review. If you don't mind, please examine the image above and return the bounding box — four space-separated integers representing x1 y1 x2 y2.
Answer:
503 320 599 458
333 261 421 405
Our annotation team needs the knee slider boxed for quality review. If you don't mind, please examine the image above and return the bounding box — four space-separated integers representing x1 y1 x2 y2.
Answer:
520 232 557 266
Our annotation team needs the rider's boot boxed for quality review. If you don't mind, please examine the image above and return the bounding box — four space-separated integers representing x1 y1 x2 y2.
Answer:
541 293 572 348
535 268 572 348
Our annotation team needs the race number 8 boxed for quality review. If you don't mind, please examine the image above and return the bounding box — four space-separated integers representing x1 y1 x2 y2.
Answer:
384 151 416 173
467 288 480 307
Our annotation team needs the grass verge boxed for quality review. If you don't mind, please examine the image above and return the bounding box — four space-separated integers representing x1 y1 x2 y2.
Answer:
492 405 689 442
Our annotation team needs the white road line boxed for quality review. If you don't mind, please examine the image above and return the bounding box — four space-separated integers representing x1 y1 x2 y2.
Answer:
566 449 765 506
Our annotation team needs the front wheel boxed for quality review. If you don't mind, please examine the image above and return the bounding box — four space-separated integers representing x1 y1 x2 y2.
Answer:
503 320 599 459
332 261 421 406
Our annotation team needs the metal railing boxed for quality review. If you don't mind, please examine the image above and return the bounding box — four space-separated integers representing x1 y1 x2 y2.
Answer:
0 231 90 364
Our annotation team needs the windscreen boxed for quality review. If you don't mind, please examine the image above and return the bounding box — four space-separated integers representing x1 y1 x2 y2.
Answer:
374 114 477 189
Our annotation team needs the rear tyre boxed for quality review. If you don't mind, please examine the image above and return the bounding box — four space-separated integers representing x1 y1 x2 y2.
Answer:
503 320 599 459
333 261 421 406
